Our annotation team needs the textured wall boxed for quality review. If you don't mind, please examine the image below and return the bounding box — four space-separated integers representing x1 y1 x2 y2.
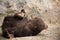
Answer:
0 0 60 26
0 0 60 40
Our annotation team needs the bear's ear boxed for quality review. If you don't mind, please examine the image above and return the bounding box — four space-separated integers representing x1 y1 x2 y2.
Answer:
21 9 25 13
30 14 38 20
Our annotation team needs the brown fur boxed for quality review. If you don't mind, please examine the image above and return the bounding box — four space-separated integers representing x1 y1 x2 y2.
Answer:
2 15 48 38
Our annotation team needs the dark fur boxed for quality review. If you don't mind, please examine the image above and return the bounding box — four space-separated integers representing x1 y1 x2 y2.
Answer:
2 15 48 38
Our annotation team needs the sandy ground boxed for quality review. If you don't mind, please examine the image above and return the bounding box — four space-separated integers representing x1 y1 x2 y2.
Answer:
0 22 60 40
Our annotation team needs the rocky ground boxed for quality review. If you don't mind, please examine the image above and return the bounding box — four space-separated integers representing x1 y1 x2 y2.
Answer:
0 0 60 40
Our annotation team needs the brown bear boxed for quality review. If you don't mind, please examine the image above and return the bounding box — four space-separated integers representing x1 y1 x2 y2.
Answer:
1 14 48 38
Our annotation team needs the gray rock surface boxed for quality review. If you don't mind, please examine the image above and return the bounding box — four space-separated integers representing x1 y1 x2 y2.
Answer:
0 0 60 40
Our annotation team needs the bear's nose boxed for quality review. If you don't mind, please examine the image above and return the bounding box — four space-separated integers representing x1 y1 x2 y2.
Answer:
45 24 48 29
